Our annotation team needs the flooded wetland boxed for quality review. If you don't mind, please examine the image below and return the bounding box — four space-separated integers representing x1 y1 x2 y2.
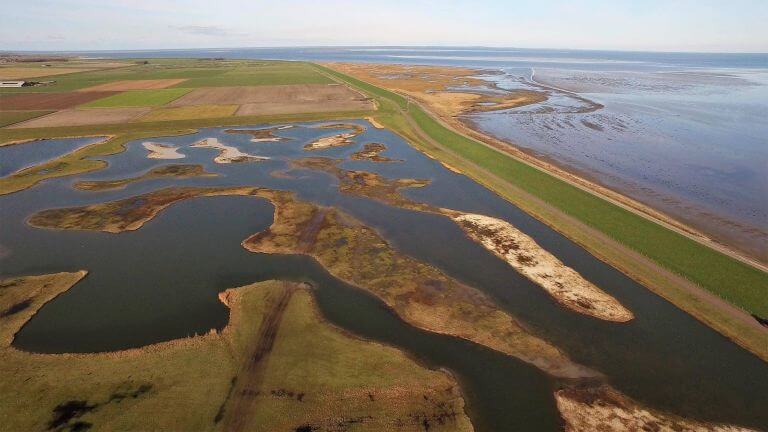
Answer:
2 120 767 430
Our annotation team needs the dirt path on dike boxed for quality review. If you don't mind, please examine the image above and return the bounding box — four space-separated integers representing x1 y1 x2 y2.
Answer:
222 282 298 432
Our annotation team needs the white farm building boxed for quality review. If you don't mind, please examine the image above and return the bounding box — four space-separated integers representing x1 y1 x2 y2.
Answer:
0 80 25 88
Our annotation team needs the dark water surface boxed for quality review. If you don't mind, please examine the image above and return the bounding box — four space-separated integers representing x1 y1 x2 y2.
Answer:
2 122 767 430
0 136 104 176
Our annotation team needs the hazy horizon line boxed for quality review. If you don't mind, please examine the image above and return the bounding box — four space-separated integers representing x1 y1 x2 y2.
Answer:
3 45 767 56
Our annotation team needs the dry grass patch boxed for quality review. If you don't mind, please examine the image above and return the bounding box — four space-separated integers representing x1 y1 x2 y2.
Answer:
9 108 150 128
79 79 189 91
139 104 238 122
327 62 545 117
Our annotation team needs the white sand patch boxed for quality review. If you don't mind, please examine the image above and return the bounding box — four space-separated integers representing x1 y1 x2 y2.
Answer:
365 116 385 129
143 142 185 159
303 132 358 150
556 386 756 432
191 138 268 164
451 212 633 322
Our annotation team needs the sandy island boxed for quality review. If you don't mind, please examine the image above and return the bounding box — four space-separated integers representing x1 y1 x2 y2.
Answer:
191 138 268 163
450 212 634 322
142 142 185 159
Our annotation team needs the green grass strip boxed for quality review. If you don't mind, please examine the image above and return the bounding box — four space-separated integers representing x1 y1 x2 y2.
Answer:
81 88 192 107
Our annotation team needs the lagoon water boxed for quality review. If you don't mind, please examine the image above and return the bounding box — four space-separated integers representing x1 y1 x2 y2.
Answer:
81 47 768 258
2 124 768 430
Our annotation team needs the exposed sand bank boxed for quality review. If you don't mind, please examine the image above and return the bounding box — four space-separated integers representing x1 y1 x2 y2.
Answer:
450 212 634 322
143 141 185 159
304 123 365 150
556 386 756 432
191 138 268 163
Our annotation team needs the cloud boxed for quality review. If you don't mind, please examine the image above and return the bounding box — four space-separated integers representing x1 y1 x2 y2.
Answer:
171 25 245 38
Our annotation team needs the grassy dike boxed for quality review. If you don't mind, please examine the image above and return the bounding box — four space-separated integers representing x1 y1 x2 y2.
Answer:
313 64 768 359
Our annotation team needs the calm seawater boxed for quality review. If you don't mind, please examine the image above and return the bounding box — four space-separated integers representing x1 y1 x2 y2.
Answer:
64 46 768 258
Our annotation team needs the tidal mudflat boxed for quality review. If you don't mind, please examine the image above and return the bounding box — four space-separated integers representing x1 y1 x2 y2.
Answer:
2 120 767 430
468 67 768 262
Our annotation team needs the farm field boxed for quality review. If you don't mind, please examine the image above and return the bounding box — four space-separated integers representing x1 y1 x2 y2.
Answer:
0 60 372 129
81 88 192 107
10 107 151 128
0 110 52 127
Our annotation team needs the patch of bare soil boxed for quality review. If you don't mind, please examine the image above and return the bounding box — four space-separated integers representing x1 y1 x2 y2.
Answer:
351 143 401 163
0 92 119 110
556 386 757 432
451 213 633 322
9 108 150 128
191 137 268 163
142 142 185 159
78 79 188 91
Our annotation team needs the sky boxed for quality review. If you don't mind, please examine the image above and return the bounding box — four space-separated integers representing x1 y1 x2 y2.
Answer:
2 0 767 53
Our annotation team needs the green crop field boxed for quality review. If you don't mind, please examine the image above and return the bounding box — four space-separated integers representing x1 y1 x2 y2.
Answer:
316 64 768 318
82 88 192 107
175 63 333 87
1 61 334 95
